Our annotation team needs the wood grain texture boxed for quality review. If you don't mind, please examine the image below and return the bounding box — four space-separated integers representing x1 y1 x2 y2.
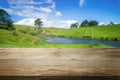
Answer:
0 48 120 76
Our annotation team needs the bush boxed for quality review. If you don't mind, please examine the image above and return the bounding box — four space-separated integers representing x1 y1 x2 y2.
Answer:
30 32 37 36
18 30 27 34
32 38 40 45
100 37 104 40
114 38 118 41
12 31 18 36
104 37 109 40
82 36 92 39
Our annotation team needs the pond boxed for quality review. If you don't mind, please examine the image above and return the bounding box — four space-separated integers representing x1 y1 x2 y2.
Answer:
43 36 120 48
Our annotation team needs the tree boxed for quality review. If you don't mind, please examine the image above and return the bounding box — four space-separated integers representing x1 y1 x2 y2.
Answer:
70 23 79 28
0 9 14 30
108 22 114 25
80 20 88 27
34 18 43 33
88 20 98 26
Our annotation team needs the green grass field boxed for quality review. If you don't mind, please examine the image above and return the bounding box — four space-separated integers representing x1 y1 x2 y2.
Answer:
0 28 112 48
43 24 120 41
0 24 119 48
0 29 40 47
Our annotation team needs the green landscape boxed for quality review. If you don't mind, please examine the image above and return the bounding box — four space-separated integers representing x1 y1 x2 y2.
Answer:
0 24 120 48
43 24 120 41
0 9 120 48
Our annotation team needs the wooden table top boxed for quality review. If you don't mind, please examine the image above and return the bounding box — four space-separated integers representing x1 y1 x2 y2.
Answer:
0 48 120 76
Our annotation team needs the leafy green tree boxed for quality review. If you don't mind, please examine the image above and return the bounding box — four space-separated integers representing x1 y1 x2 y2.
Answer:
80 20 88 27
34 18 43 33
88 20 98 26
0 9 14 30
70 23 79 28
108 22 114 25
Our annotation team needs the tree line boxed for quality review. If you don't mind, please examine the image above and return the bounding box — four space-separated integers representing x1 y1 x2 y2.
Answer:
70 20 114 28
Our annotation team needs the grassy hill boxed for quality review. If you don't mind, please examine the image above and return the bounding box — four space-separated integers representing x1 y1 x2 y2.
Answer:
0 24 119 48
0 30 40 48
43 24 120 41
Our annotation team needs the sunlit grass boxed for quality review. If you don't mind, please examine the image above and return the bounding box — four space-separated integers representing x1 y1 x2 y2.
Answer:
43 24 120 41
0 24 119 48
0 29 39 47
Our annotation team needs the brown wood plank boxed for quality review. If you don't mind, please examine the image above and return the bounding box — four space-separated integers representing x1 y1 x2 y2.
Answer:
0 48 120 76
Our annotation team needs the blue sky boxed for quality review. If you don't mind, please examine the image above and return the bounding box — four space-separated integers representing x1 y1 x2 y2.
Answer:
0 0 120 28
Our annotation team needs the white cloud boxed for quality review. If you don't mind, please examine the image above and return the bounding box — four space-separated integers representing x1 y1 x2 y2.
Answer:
44 20 77 28
14 18 36 26
1 0 78 28
99 22 117 25
57 20 77 28
60 20 77 24
8 0 45 4
40 7 52 13
4 0 62 20
55 11 62 17
15 18 77 28
6 0 58 15
79 0 85 7
46 0 54 4
99 22 105 25
99 22 112 25
114 22 118 24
